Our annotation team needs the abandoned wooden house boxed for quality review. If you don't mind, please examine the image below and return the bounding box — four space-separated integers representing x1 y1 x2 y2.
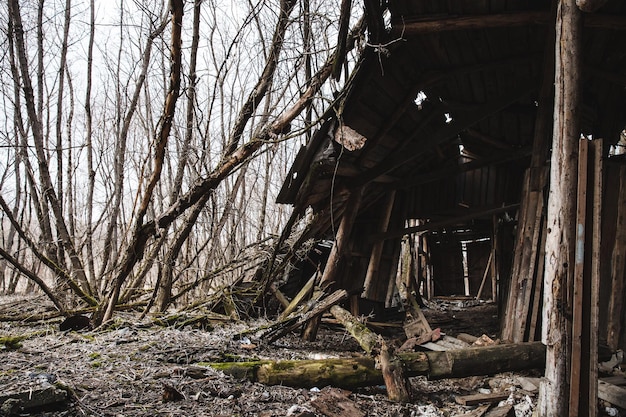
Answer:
270 0 626 415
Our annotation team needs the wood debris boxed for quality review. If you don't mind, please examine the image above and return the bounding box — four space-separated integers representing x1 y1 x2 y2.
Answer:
310 387 365 417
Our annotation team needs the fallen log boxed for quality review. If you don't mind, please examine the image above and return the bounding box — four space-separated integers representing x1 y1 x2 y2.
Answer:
205 341 545 389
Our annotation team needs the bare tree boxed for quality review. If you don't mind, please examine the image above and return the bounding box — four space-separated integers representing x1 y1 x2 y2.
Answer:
1 0 364 323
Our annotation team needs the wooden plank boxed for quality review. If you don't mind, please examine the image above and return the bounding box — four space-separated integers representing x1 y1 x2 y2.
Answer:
569 137 589 417
484 404 515 417
584 138 602 417
303 188 363 341
362 191 396 300
501 171 531 342
598 380 626 409
476 251 493 300
455 392 510 406
600 376 626 386
513 185 544 342
527 213 546 342
607 164 626 350
279 273 317 320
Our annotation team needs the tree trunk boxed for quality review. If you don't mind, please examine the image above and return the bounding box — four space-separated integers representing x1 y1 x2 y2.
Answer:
207 342 546 390
538 1 582 416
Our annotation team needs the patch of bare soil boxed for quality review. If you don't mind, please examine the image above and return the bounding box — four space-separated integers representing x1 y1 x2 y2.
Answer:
1 295 540 417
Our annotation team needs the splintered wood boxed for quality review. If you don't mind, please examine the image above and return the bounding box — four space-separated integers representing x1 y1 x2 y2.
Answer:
310 388 365 417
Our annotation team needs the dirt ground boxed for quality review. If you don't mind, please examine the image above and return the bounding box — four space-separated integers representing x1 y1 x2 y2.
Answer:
0 295 543 417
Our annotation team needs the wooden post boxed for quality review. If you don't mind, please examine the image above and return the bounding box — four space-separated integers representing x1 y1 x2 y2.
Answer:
607 164 626 350
490 215 499 302
362 191 396 300
538 1 582 416
569 137 588 416
302 187 363 341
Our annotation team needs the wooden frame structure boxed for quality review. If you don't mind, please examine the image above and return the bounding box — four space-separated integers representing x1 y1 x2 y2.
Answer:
274 1 626 415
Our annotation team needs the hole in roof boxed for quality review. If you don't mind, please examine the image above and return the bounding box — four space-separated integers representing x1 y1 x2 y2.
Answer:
414 91 427 109
444 113 453 124
383 8 392 31
292 172 298 180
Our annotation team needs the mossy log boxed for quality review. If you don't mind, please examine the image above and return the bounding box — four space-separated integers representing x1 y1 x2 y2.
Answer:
204 341 545 389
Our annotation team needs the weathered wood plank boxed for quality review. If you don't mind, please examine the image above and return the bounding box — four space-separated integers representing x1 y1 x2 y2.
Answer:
598 380 626 409
455 392 510 406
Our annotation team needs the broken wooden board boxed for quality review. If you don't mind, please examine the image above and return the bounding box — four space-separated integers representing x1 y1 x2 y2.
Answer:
598 379 626 409
310 387 365 417
263 289 349 343
484 404 515 417
455 392 510 406
599 375 626 386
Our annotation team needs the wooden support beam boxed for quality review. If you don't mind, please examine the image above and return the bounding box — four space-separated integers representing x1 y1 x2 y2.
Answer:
392 12 626 35
569 138 589 416
395 147 532 190
392 12 551 35
476 251 493 300
354 83 535 187
538 2 582 416
607 164 626 350
372 204 519 242
303 188 363 341
362 191 396 300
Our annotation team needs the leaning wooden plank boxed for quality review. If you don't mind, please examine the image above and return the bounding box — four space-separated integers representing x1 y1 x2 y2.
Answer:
329 304 380 355
263 289 349 343
279 272 317 320
205 342 546 389
484 404 515 417
455 392 510 406
598 380 626 409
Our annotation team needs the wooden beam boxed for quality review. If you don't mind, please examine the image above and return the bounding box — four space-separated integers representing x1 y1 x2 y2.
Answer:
354 83 535 187
395 147 532 190
392 12 626 35
607 164 626 350
371 204 519 242
302 188 363 341
569 138 589 416
538 1 582 416
598 380 626 409
392 12 551 35
362 191 396 300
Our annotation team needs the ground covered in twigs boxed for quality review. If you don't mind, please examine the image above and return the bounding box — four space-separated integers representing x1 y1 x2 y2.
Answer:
1 295 541 417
